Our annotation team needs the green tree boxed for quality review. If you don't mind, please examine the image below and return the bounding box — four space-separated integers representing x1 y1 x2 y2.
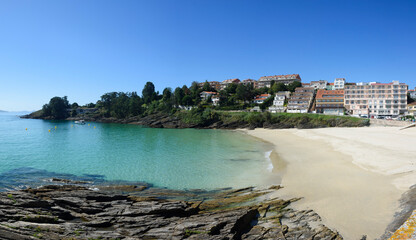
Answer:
162 88 172 102
142 82 156 104
225 83 238 94
260 96 274 110
43 96 70 119
202 81 213 91
182 95 193 106
276 82 288 92
174 87 185 106
71 102 79 109
236 84 247 101
129 92 143 116
287 81 302 92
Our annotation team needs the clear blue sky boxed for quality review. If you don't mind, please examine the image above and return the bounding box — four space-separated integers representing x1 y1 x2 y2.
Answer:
1 0 415 111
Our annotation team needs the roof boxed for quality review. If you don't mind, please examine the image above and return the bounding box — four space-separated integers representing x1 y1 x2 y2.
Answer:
222 78 240 84
369 82 407 86
254 94 271 100
316 89 344 99
201 91 217 95
408 102 416 106
259 74 301 81
295 87 314 91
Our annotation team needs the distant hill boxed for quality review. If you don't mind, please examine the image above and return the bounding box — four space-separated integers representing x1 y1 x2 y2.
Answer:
0 110 6 112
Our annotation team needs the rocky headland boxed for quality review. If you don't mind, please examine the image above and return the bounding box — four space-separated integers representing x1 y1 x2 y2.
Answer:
0 183 343 240
22 111 370 130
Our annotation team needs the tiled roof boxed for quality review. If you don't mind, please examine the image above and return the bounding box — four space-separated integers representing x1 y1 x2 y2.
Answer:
222 78 240 84
316 89 344 99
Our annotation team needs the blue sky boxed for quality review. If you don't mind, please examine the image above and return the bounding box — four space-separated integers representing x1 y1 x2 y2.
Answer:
1 0 415 111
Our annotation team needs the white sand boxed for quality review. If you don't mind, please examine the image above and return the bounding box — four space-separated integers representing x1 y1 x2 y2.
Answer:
243 127 416 240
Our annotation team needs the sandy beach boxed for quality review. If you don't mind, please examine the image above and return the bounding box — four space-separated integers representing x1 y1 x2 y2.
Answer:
242 126 416 240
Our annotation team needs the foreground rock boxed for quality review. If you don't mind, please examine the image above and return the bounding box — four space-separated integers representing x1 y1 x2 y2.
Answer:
0 185 342 239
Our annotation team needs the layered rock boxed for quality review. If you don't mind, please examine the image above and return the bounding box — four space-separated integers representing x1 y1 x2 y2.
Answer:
0 185 342 239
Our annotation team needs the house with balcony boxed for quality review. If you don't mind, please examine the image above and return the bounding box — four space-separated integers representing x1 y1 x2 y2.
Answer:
268 91 291 113
287 87 315 113
315 90 344 115
253 94 271 104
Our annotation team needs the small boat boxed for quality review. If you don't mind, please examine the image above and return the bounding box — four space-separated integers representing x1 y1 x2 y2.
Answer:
74 120 86 125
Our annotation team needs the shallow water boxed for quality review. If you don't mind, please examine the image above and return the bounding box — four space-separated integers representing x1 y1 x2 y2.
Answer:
0 113 277 190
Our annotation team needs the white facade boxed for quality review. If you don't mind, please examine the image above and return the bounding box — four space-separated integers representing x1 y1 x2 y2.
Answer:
310 80 328 89
334 78 345 89
268 92 289 113
409 90 416 100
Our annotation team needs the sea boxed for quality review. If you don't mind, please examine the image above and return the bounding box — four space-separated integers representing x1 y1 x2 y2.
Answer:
0 112 277 191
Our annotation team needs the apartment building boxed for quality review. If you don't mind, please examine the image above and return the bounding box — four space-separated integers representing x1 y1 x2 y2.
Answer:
220 78 240 90
198 81 221 91
241 79 257 88
310 80 328 89
315 90 344 115
287 87 315 113
257 74 301 88
344 81 408 117
334 78 346 89
268 91 291 113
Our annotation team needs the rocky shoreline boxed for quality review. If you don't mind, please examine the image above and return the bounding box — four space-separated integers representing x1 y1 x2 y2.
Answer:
0 183 343 239
22 111 370 130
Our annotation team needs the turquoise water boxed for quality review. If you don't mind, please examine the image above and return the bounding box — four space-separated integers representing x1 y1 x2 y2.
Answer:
0 112 276 190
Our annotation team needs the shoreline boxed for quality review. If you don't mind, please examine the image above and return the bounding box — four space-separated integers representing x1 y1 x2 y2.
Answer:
242 127 416 239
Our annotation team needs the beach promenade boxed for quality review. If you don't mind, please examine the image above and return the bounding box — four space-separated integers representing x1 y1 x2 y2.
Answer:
243 127 416 239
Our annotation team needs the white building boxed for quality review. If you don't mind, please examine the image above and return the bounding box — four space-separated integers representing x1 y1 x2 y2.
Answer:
409 89 416 100
334 78 345 89
268 91 290 113
310 80 328 89
200 91 217 101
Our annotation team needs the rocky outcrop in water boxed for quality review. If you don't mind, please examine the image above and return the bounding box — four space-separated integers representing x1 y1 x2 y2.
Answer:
0 184 342 239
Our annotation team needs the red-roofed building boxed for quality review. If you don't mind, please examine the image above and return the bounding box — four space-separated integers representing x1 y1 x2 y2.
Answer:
220 78 240 90
253 94 271 104
200 91 218 101
315 90 344 115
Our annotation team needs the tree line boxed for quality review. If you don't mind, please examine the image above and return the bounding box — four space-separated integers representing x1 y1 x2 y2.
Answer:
40 80 301 119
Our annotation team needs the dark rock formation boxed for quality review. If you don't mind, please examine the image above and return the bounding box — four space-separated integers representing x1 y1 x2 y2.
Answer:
0 184 343 239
